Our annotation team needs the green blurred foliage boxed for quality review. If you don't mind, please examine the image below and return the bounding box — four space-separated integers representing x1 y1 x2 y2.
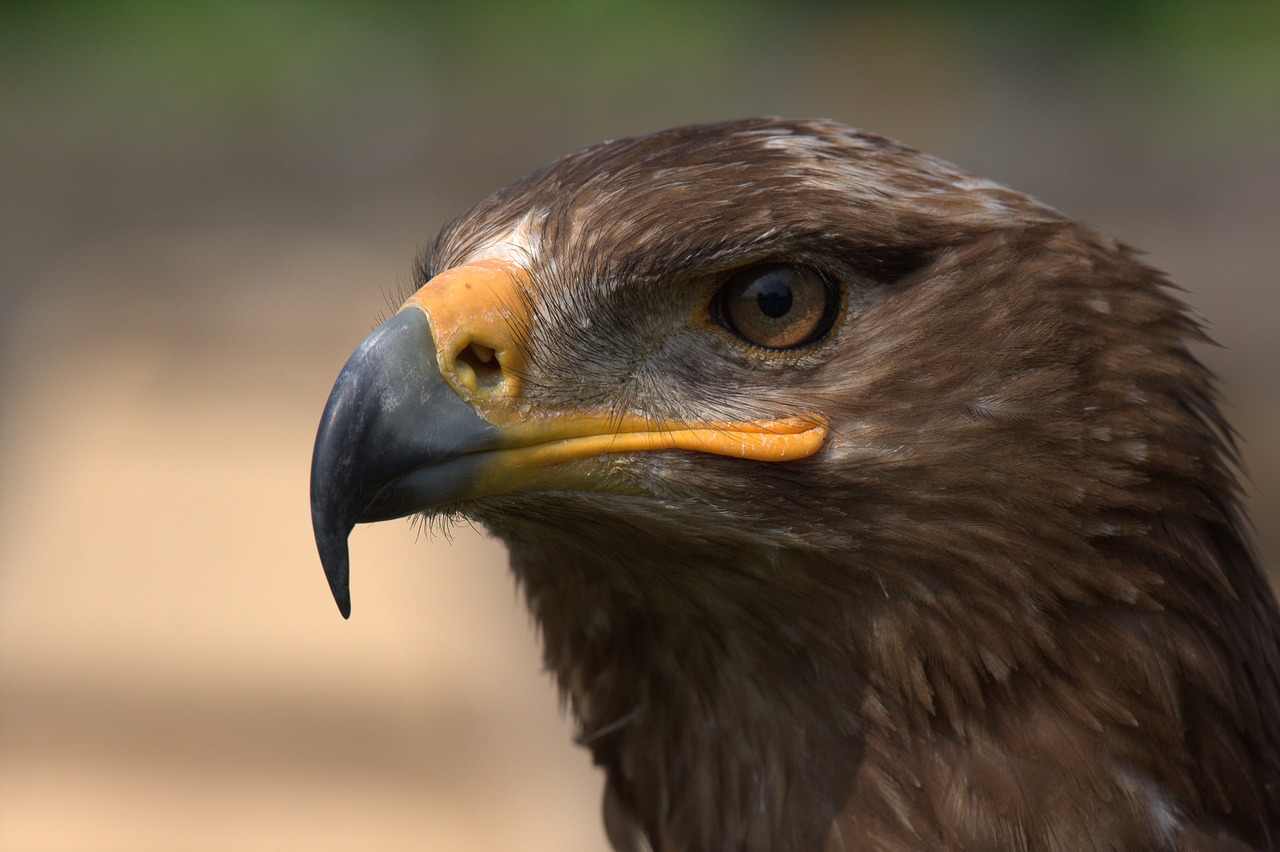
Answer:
2 0 1275 146
0 1 761 134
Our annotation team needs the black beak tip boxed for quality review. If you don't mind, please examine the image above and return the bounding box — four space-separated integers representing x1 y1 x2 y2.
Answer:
314 521 354 620
320 543 353 619
334 589 352 620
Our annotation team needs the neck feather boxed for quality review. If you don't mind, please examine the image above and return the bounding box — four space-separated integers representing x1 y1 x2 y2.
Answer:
482 489 1280 850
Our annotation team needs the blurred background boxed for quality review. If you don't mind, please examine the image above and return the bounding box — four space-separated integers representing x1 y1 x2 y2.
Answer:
1 1 1276 849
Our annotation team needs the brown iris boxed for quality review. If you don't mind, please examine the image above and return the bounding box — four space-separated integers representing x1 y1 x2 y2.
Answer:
714 263 839 350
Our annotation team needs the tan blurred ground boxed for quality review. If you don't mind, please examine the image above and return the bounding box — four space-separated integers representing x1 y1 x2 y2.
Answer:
1 6 1277 851
0 230 607 850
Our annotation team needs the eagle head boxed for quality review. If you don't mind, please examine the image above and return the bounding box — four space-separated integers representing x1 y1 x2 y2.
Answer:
310 118 1280 850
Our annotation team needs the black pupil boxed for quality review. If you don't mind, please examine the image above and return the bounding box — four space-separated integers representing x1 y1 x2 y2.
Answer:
751 274 793 319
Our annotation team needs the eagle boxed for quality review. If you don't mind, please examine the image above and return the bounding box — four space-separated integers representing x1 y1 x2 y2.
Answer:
310 118 1280 850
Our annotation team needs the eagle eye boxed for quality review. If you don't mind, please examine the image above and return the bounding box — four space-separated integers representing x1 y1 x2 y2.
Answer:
713 263 840 350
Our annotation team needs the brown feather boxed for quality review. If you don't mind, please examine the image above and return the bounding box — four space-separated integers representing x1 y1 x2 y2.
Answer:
417 118 1280 850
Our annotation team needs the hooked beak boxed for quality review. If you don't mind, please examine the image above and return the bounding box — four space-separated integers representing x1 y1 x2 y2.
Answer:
309 308 500 618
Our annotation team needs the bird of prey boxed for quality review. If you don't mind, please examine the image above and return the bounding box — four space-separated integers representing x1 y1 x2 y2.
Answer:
310 118 1280 850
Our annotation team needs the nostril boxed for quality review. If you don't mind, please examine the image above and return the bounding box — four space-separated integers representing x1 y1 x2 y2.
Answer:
456 341 504 392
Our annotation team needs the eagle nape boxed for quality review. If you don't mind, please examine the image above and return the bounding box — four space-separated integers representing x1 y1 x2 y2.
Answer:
309 118 1280 850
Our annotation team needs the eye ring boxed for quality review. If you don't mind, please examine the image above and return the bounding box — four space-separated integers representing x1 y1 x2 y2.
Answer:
711 263 841 350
